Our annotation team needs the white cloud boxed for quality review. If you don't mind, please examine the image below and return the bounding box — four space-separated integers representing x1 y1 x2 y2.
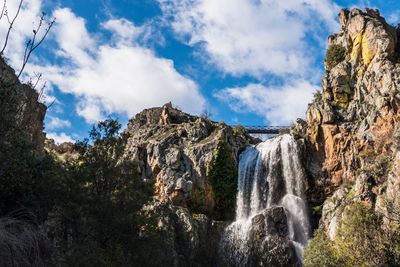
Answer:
215 80 317 125
159 0 340 124
46 116 71 130
159 0 340 77
102 18 143 45
0 0 60 107
0 0 332 126
0 2 205 124
0 0 43 71
46 132 74 143
28 7 206 123
52 7 95 66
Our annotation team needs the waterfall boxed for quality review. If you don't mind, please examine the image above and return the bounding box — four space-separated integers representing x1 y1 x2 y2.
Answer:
220 134 310 266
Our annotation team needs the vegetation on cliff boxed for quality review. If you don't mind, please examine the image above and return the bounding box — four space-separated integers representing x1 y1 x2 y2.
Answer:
207 140 237 220
304 202 400 267
325 44 346 70
1 3 400 267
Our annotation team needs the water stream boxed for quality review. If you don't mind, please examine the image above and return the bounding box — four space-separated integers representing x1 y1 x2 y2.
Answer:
220 134 310 265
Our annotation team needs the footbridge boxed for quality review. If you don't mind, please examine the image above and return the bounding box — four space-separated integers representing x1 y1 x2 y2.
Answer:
233 125 290 134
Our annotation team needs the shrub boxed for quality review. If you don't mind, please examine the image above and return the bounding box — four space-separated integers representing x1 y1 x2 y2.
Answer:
232 125 247 136
335 203 387 267
326 44 346 69
303 229 342 267
312 90 322 102
0 105 63 220
49 118 153 265
304 202 400 267
0 214 51 266
207 140 237 220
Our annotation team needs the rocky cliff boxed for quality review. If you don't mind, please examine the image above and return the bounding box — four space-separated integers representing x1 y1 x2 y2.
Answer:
123 10 400 262
2 7 398 266
0 57 46 152
124 103 253 217
303 8 400 239
122 103 255 265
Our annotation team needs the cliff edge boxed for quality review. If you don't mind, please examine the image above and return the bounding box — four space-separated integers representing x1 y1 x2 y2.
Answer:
304 8 400 239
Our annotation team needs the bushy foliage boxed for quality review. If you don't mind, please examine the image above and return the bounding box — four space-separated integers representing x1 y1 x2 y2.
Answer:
49 118 153 265
207 140 237 220
0 8 158 265
312 90 322 102
0 107 155 265
232 125 247 136
326 44 346 69
0 79 64 221
334 203 386 267
304 202 400 267
303 229 342 267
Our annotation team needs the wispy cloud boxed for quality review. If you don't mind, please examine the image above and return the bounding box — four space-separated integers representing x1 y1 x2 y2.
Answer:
46 132 74 143
387 11 400 25
46 116 71 130
215 80 317 125
159 0 340 77
43 8 205 123
0 0 42 69
159 0 339 125
0 0 340 127
1 2 206 124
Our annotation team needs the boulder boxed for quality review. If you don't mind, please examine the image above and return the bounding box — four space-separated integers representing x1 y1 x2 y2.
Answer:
139 202 226 266
219 207 300 267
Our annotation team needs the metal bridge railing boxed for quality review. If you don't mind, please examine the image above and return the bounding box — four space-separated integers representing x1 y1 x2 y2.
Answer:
231 125 290 134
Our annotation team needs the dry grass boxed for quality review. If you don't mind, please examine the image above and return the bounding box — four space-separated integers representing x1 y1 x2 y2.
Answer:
0 211 51 267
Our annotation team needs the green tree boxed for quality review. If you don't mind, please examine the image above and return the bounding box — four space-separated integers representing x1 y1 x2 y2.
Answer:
303 229 342 267
326 44 346 69
207 140 237 220
304 202 400 267
50 118 152 265
335 203 388 267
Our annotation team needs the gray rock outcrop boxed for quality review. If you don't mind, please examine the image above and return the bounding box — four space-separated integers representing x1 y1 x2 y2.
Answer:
124 103 253 214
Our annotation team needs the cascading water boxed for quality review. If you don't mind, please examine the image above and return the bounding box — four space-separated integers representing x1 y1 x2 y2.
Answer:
220 134 310 266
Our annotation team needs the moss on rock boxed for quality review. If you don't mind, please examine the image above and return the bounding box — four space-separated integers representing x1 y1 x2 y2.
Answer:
333 93 350 109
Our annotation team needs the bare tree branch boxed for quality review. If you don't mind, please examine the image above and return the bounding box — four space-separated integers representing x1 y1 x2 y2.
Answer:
0 0 23 55
0 0 7 22
27 72 42 90
17 14 55 78
46 98 56 110
37 81 46 101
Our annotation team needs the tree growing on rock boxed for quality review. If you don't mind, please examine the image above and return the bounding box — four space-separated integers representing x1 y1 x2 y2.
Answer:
207 140 237 220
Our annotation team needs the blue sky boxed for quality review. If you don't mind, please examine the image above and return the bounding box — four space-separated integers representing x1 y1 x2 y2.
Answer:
1 0 400 142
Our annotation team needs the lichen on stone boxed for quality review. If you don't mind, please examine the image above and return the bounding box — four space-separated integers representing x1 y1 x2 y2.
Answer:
351 32 363 62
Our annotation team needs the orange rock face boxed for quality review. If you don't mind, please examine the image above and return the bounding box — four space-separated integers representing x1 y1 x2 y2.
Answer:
306 8 400 191
303 8 400 238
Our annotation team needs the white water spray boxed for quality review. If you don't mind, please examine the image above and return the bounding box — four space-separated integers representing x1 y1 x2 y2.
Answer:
220 134 311 265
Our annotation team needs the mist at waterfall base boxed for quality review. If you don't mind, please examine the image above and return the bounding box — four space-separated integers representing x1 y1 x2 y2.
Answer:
220 134 311 266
